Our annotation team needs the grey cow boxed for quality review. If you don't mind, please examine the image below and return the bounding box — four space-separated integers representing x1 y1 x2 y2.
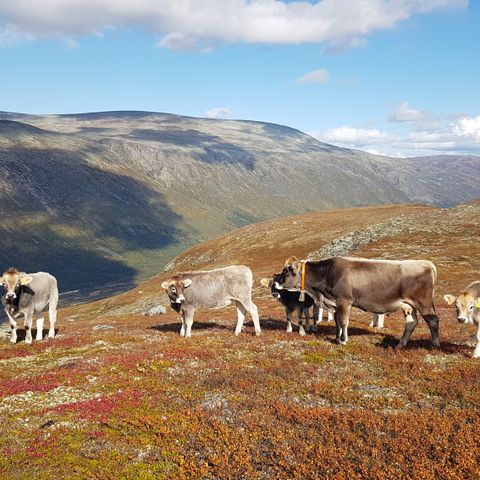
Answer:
161 265 261 337
1 268 58 344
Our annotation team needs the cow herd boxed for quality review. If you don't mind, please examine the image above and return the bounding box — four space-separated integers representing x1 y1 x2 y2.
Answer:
2 257 480 357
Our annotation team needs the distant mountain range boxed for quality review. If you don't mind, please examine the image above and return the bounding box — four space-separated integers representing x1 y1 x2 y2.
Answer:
0 110 479 292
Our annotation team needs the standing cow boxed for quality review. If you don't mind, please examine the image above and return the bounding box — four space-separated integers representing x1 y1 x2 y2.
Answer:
260 277 320 335
272 257 439 347
161 265 261 337
444 281 480 358
1 268 58 344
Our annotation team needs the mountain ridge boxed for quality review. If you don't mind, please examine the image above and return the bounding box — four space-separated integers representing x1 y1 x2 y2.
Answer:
0 110 479 293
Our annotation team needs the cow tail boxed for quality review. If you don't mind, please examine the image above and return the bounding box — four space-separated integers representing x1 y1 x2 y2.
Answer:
50 276 59 310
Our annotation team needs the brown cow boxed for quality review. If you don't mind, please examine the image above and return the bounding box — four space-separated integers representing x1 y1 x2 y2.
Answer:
273 256 439 347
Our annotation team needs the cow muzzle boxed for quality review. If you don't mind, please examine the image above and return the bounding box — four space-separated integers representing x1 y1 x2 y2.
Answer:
175 294 185 304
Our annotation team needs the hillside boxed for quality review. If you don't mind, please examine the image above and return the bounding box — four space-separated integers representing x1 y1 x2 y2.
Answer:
1 202 479 479
1 111 479 292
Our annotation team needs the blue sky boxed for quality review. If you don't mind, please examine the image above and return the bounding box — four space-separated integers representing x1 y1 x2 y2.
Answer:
1 0 479 157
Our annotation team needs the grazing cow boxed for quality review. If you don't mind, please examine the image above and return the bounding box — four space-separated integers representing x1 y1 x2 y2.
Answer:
161 265 261 337
260 277 320 335
1 268 58 344
272 256 439 347
444 281 480 358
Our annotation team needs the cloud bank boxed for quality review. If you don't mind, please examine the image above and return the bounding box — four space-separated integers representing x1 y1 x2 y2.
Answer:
310 104 480 157
0 0 468 50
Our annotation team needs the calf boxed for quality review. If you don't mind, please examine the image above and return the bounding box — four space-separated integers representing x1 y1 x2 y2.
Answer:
161 265 261 337
260 277 321 335
1 268 58 344
444 281 480 358
273 256 439 347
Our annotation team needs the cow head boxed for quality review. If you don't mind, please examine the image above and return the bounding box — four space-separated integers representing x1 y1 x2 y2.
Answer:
1 268 33 302
161 276 192 305
444 292 475 324
260 276 282 299
272 257 302 292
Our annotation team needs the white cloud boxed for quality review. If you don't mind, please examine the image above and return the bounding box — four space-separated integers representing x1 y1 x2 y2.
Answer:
310 111 480 157
297 68 330 84
205 107 232 119
0 1 468 50
311 126 395 147
389 102 426 122
453 115 480 141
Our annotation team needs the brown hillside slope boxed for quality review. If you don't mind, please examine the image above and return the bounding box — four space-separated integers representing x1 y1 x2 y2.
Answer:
1 202 480 479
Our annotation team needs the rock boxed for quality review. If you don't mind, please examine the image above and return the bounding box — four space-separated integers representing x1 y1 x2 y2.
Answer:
143 305 167 316
92 324 114 331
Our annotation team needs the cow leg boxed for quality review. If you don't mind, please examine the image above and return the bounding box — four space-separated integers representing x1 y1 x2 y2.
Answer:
235 301 246 335
423 314 440 348
312 306 318 332
335 304 351 345
296 306 306 336
35 313 44 341
179 312 186 337
397 308 419 348
370 313 385 329
183 308 195 338
48 305 57 339
285 308 293 333
473 322 480 359
316 306 323 324
304 307 313 333
24 311 33 344
242 299 261 336
6 311 17 344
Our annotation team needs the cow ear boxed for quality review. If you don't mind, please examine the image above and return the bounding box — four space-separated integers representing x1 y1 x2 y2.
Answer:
260 278 270 287
182 279 192 288
443 294 456 305
20 276 33 285
284 256 297 267
161 281 170 290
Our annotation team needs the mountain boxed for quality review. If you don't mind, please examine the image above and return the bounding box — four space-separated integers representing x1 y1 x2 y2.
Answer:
0 111 479 292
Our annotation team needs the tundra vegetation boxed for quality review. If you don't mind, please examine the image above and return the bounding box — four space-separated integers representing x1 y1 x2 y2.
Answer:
0 202 479 479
